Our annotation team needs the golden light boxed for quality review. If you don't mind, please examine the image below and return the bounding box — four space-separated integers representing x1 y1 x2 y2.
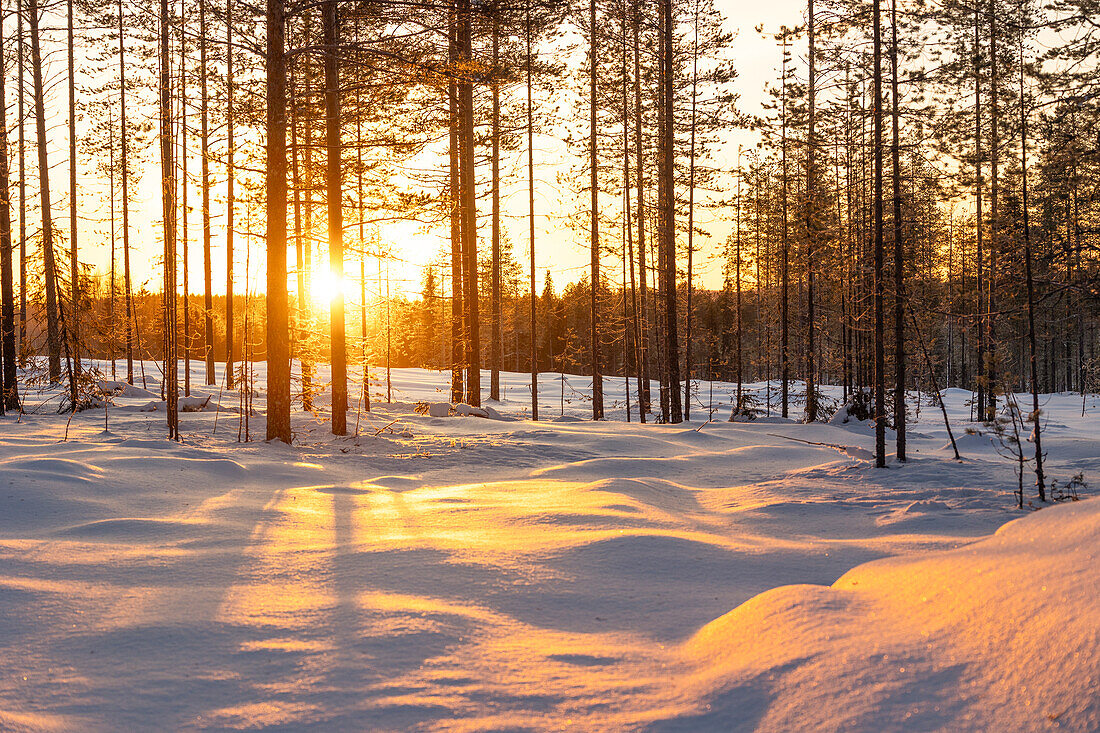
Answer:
309 265 347 310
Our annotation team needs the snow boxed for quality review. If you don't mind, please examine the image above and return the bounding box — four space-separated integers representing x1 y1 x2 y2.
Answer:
0 362 1097 731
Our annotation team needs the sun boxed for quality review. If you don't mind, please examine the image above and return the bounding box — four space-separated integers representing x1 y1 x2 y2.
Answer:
306 265 347 311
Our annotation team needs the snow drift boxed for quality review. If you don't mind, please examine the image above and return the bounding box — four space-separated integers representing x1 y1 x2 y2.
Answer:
680 497 1100 732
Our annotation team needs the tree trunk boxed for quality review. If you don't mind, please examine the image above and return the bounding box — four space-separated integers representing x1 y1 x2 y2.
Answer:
985 0 999 422
225 0 235 389
684 3 700 420
159 0 179 438
890 0 905 458
526 0 539 420
490 14 501 402
324 0 346 434
973 1 985 420
589 0 603 419
873 0 886 467
265 0 291 443
0 11 18 412
633 0 649 416
17 2 27 365
660 0 681 423
779 36 790 418
27 0 61 381
1018 24 1044 499
118 0 134 384
200 0 215 385
181 3 190 397
805 0 817 422
448 6 464 405
458 0 479 407
67 0 80 380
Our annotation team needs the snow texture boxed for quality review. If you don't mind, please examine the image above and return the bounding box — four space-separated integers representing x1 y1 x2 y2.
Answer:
0 362 1097 731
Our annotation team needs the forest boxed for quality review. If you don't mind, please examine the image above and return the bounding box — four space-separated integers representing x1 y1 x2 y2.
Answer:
0 0 1099 467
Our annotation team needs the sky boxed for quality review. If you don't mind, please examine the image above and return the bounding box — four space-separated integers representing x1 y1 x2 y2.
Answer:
17 0 806 303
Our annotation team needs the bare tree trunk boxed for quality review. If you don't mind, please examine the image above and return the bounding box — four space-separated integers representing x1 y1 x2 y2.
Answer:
490 12 501 402
67 0 80 380
17 2 27 365
779 35 790 418
890 0 905 458
973 1 985 420
0 10 18 412
298 36 314 408
526 0 538 420
200 0 215 385
660 0 681 423
684 1 699 420
589 0 602 419
457 0 480 407
160 0 179 438
623 6 643 423
448 5 464 404
324 0 347 434
985 0 999 422
735 148 742 411
180 0 190 396
119 0 134 385
265 0 291 443
633 0 649 415
1018 24 1044 499
27 0 61 381
805 0 818 422
873 0 886 467
109 108 117 380
225 0 236 389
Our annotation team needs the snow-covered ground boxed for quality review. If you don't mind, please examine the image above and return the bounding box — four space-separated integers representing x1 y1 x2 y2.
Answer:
0 363 1096 731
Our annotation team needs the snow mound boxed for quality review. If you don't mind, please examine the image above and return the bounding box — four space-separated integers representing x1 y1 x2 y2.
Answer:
680 498 1100 732
98 380 159 398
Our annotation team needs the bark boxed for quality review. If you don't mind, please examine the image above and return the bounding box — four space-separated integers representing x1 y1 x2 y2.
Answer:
589 0 602 419
1018 27 1045 499
526 0 539 420
779 36 790 418
17 2 27 364
684 2 699 420
659 0 681 423
448 7 464 404
985 0 999 422
490 13 501 402
27 0 61 381
890 0 905 458
265 0 291 443
805 0 817 422
458 0 479 407
201 0 215 385
159 0 179 438
633 0 650 415
67 0 79 378
0 11 19 412
119 0 134 384
873 0 887 467
226 0 236 389
324 0 347 434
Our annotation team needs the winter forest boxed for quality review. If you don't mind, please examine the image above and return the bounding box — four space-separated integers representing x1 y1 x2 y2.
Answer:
0 0 1099 728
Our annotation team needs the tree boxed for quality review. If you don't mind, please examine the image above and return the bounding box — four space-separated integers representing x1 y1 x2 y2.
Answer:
266 0 291 443
1 4 19 412
873 0 887 467
27 0 62 382
159 0 179 438
324 0 347 434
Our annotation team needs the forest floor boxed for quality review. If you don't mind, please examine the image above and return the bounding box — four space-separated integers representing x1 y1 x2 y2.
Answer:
0 363 1097 731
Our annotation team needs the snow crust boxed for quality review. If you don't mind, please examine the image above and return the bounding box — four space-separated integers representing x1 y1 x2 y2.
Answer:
0 363 1097 731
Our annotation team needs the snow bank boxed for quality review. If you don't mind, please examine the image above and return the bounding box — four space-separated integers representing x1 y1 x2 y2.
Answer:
680 497 1100 732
